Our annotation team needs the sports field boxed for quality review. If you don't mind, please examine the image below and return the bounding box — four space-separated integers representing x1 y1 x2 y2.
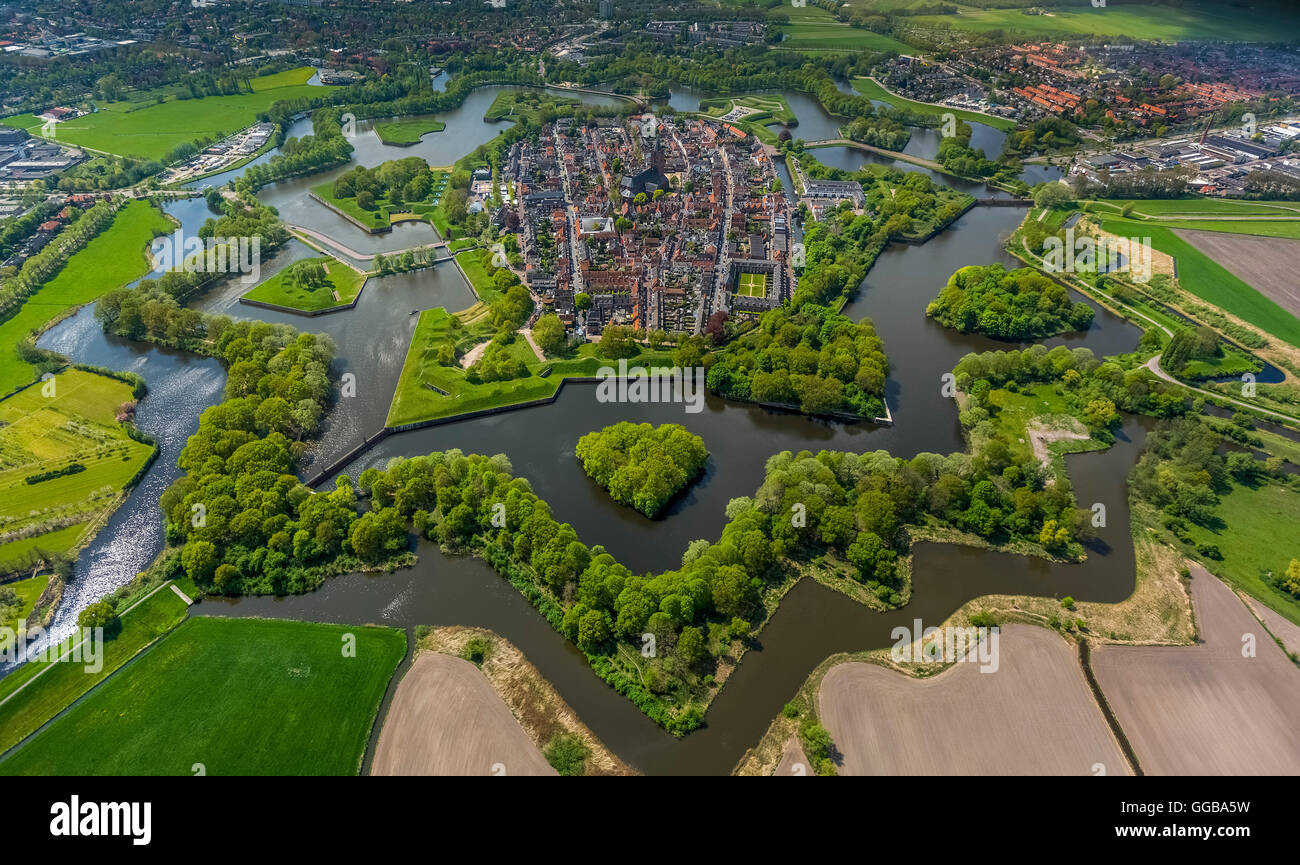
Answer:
735 271 769 298
2 67 331 161
0 617 406 775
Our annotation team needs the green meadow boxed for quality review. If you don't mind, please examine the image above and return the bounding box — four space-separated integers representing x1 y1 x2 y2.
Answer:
778 6 912 54
374 118 447 145
0 617 406 775
0 199 172 394
851 77 1016 132
2 67 331 160
241 256 365 312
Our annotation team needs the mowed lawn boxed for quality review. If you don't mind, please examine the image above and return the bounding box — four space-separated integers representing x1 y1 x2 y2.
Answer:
0 617 406 775
241 256 365 311
0 368 155 549
375 118 446 145
2 68 331 160
0 573 49 630
735 272 768 297
0 200 172 394
1095 216 1300 346
1184 479 1300 626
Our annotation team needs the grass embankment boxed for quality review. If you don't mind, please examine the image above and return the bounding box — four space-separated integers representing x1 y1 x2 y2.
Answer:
0 577 193 755
241 256 364 312
387 307 674 427
1 67 331 161
0 199 172 394
1093 215 1300 347
483 90 582 123
374 118 446 145
850 77 1016 132
0 617 405 775
310 169 448 232
0 369 155 569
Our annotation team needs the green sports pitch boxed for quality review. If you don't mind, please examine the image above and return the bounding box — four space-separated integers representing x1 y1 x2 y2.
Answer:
734 272 769 298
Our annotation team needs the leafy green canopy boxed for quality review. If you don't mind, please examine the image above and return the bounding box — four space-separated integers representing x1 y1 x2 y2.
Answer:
575 422 709 518
928 263 1095 340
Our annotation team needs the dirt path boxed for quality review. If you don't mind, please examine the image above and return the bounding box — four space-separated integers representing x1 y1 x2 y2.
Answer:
519 329 547 363
773 736 810 777
1092 565 1300 775
1026 421 1090 479
818 625 1129 775
459 339 490 370
1241 595 1300 660
371 653 556 776
1144 355 1300 424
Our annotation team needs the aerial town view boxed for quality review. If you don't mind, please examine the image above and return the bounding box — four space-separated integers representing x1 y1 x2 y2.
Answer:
0 0 1298 837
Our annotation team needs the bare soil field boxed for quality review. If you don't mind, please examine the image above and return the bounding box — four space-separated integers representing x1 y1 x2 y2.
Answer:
371 653 556 776
1092 565 1300 775
1242 596 1300 660
818 625 1129 775
773 736 810 777
1174 229 1300 318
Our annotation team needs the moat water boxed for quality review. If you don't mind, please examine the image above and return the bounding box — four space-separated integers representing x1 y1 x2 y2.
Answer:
20 82 1149 774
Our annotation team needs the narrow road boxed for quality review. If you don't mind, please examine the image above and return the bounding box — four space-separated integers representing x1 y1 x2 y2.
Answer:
1145 355 1300 425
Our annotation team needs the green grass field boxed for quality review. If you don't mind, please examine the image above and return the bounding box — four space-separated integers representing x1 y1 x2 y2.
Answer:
735 271 769 298
374 118 446 145
387 308 676 427
312 168 446 232
851 77 1016 132
0 368 155 556
1095 215 1300 347
1093 198 1300 218
0 200 172 395
0 573 49 630
2 68 332 160
0 578 192 755
241 256 365 311
905 1 1300 43
0 617 406 775
1182 478 1300 626
0 523 86 573
777 5 912 54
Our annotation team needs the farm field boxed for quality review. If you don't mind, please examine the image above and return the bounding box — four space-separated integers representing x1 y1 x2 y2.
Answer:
0 578 192 755
2 67 331 160
372 652 556 776
241 256 365 311
374 118 446 145
1091 566 1300 774
1095 215 1300 347
0 520 86 573
851 77 1016 132
0 617 406 775
1172 230 1300 319
904 1 1300 42
1095 198 1300 217
777 5 911 54
0 368 154 564
0 200 173 394
819 625 1129 775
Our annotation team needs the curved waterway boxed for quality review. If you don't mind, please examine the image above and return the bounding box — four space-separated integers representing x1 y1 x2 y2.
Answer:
16 81 1148 772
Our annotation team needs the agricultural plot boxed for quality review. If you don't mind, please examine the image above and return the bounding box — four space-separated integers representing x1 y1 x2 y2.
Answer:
0 617 406 775
2 67 331 161
0 369 154 569
777 6 911 54
1171 230 1300 320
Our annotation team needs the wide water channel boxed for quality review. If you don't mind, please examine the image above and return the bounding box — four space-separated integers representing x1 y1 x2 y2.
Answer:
22 82 1144 773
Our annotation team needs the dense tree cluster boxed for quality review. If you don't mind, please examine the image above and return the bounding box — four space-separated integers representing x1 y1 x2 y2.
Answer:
1 199 117 321
237 108 355 194
575 422 709 518
1162 326 1226 377
1130 418 1225 529
706 304 887 418
466 334 529 383
156 321 348 594
953 345 1188 433
331 156 435 210
927 263 1095 339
